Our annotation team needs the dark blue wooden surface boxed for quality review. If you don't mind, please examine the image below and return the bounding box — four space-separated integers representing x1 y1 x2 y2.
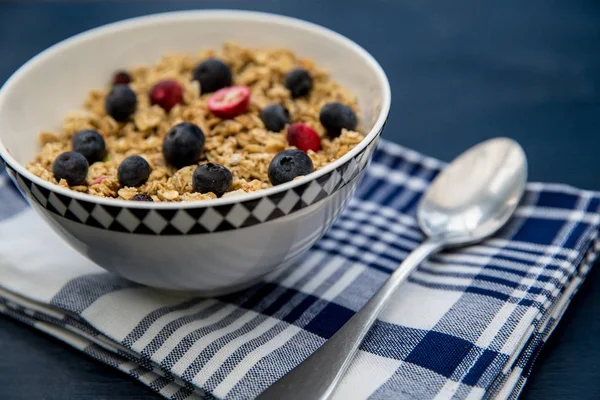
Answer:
0 1 599 399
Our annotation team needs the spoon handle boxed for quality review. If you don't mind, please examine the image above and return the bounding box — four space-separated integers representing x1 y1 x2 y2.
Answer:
257 239 444 400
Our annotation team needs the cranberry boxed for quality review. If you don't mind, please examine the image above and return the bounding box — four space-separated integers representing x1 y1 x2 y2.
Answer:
150 79 183 112
287 123 321 152
112 71 132 85
207 86 251 119
92 175 107 185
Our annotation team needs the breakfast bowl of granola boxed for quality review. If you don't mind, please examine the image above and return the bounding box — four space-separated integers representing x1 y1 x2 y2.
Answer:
0 10 391 293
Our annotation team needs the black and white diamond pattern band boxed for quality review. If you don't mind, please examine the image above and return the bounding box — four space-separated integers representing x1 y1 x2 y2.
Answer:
3 137 378 235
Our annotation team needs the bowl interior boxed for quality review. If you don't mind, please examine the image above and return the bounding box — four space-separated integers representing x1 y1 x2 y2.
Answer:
0 11 388 196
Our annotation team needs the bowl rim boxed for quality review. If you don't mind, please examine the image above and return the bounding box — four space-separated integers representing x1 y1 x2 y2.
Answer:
0 9 391 210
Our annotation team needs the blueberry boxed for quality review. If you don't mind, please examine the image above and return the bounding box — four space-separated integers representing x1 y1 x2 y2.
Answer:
162 122 205 169
105 84 137 122
193 58 233 94
131 194 154 202
284 68 313 98
319 102 358 138
260 104 290 132
268 149 314 186
118 156 151 187
72 129 106 163
52 152 89 186
193 163 232 197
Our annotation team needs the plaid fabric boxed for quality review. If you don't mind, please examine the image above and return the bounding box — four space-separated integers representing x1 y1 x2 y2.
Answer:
0 140 599 400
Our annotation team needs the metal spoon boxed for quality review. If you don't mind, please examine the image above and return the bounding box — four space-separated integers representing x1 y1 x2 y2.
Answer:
257 137 527 400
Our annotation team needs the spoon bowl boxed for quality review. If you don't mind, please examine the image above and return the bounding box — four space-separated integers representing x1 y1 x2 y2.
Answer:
418 137 527 245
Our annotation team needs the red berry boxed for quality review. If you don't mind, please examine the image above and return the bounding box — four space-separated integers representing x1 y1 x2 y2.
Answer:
92 175 107 185
150 79 183 112
287 123 321 152
112 71 132 85
208 86 251 119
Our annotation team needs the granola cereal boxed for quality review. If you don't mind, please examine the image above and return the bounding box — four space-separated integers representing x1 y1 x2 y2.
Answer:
27 43 364 202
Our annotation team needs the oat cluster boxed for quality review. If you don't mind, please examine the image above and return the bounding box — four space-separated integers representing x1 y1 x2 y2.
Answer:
27 43 364 202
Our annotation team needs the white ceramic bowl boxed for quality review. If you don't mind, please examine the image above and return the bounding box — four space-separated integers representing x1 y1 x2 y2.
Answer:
0 10 391 294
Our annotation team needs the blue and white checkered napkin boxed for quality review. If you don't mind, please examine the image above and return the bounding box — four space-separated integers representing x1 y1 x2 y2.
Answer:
1 140 599 400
